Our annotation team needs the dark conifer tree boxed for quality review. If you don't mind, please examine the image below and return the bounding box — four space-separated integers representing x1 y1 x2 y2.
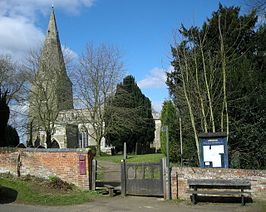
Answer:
105 75 155 153
167 5 266 169
0 89 9 147
0 89 19 147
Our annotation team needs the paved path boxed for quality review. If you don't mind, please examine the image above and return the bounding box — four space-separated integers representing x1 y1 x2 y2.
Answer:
0 196 262 212
97 160 121 182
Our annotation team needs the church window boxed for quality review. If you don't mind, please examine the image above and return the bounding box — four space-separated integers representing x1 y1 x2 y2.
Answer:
51 139 60 148
79 126 88 148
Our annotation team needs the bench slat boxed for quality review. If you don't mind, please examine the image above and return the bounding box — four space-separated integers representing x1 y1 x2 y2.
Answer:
187 190 251 195
187 179 251 206
188 179 250 187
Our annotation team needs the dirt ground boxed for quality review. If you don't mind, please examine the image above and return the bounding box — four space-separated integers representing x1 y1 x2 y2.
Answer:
0 195 264 212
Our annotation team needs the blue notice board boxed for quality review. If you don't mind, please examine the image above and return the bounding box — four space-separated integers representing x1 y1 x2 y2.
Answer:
199 133 228 168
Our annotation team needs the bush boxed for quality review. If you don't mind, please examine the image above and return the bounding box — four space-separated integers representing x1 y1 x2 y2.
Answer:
48 176 73 191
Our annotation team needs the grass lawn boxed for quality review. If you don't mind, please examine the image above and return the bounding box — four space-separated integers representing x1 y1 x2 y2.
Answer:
0 174 100 205
257 200 266 211
95 153 164 163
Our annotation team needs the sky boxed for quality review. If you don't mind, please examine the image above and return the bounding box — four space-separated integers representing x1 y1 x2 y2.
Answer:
0 0 244 112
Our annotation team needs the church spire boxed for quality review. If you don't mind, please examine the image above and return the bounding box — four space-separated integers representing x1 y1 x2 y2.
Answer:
46 5 59 42
37 6 74 110
41 5 64 74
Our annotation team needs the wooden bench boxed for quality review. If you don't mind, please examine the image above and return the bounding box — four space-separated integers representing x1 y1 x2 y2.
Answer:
187 179 251 206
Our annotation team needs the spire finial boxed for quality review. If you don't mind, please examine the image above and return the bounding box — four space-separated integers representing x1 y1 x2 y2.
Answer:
52 0 54 8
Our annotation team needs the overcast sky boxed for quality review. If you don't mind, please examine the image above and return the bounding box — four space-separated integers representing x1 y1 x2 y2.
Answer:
0 0 243 111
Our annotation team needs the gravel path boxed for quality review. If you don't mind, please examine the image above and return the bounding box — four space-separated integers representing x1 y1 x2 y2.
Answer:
0 196 261 212
97 160 121 182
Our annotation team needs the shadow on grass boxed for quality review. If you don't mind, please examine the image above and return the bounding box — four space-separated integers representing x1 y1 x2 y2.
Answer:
0 186 18 204
190 195 253 204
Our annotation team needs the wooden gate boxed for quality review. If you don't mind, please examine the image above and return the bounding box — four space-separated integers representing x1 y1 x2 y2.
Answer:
121 160 164 196
91 160 121 190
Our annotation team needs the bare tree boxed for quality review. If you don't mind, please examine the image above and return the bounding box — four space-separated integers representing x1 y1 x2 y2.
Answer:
24 50 57 147
24 47 74 147
74 43 124 155
245 0 266 15
0 55 25 146
171 25 228 160
0 55 25 102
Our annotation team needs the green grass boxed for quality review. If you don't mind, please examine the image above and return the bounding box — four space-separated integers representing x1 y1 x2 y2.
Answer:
257 200 266 211
95 153 164 163
0 174 100 205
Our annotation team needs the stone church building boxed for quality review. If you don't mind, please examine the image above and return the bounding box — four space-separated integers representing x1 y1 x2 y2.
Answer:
29 7 161 152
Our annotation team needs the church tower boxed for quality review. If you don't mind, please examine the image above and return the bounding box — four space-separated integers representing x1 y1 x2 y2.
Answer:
28 6 74 147
39 6 73 111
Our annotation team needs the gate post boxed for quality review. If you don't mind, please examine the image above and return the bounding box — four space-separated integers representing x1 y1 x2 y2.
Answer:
91 159 97 190
121 159 126 196
162 158 167 199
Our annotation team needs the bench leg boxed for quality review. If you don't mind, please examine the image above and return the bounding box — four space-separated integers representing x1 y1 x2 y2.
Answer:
192 193 197 205
108 188 114 197
241 195 245 206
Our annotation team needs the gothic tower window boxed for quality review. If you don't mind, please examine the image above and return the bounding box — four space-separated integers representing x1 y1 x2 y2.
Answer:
51 139 60 148
79 126 88 148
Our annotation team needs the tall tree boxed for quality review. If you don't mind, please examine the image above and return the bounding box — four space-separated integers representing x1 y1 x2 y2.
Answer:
23 47 77 147
24 48 72 148
0 90 10 147
228 22 266 169
105 75 155 153
167 4 266 168
0 55 24 103
0 55 22 147
160 100 180 162
74 44 124 155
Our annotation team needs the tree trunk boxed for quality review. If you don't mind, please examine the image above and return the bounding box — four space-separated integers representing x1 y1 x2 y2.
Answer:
96 139 101 156
194 55 208 132
218 15 229 136
135 142 138 155
200 40 216 132
27 121 33 147
179 51 200 161
46 132 52 148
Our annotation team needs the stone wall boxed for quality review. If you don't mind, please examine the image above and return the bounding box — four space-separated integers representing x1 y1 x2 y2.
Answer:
0 148 93 190
167 167 266 200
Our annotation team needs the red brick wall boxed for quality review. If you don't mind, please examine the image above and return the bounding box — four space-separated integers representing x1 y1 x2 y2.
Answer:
168 167 266 200
0 148 18 175
0 148 93 190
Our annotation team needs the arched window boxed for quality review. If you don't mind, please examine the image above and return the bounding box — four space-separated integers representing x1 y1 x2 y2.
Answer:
51 139 60 148
79 126 88 148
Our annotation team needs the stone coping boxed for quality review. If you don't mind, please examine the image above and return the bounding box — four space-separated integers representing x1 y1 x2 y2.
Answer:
0 147 90 153
171 166 266 175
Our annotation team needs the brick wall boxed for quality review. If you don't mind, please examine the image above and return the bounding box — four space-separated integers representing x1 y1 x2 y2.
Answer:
0 148 93 190
167 167 266 200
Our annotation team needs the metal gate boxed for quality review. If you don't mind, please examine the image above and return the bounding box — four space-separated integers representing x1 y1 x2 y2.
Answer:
121 160 164 196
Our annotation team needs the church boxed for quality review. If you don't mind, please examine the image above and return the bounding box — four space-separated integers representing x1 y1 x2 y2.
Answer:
28 6 161 152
